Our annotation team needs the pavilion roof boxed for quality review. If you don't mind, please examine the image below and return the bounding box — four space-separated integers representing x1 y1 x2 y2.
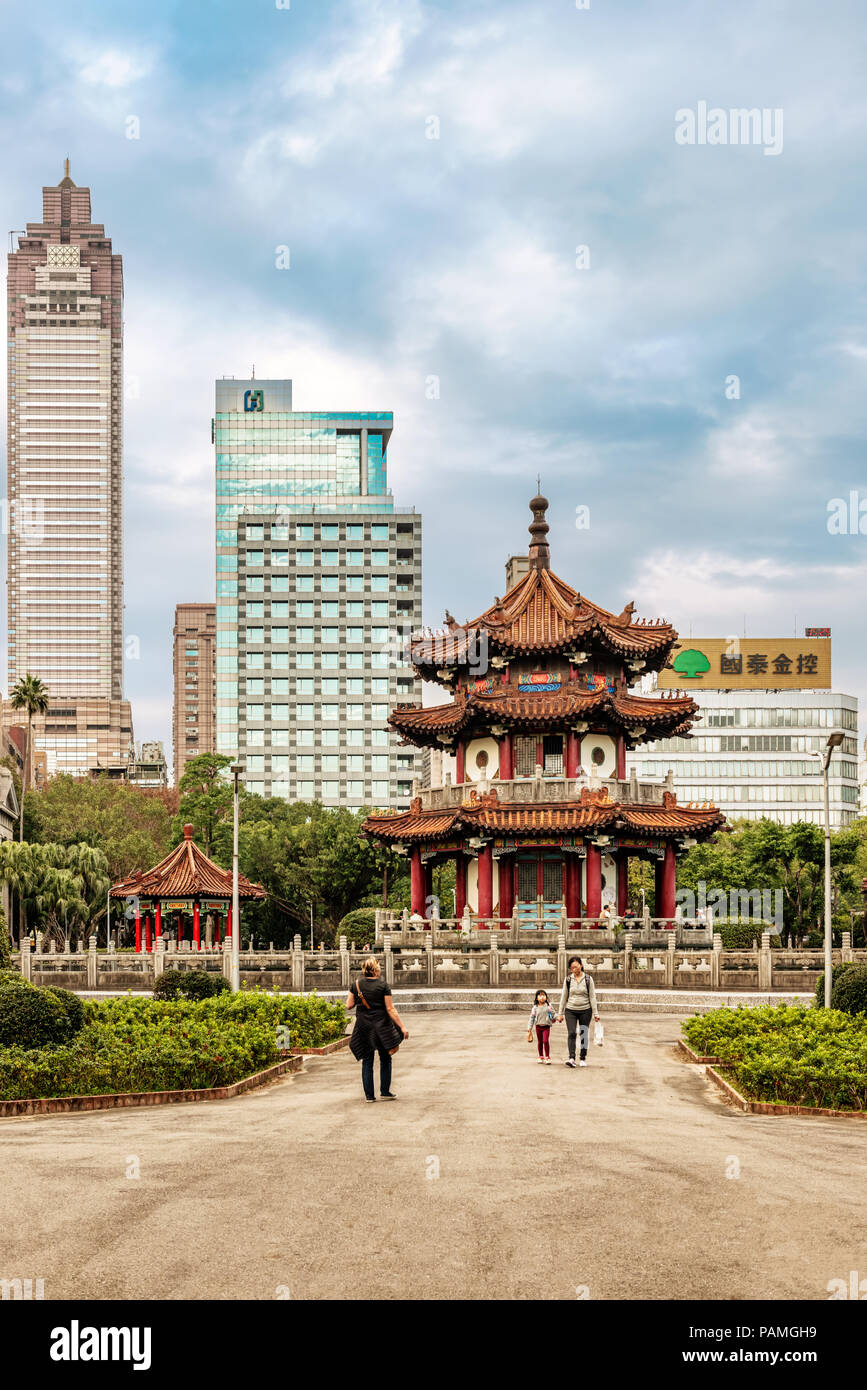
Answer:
388 687 697 747
110 824 267 902
363 789 724 844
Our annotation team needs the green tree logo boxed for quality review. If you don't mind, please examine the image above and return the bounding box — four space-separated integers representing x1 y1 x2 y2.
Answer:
672 648 711 679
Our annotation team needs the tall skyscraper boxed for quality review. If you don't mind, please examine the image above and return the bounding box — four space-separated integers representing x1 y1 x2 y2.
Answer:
4 164 132 775
213 378 422 807
172 603 216 785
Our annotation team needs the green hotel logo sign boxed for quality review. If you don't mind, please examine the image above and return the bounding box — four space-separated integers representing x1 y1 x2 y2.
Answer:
672 648 711 679
244 389 264 412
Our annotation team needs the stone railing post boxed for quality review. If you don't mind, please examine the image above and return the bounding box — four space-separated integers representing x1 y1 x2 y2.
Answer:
86 934 98 990
711 932 722 991
19 936 32 982
489 930 499 987
556 932 567 983
339 934 350 989
153 935 166 982
758 930 772 992
510 906 519 945
374 907 383 945
222 937 232 982
461 906 472 937
425 931 435 987
292 933 305 993
664 933 676 988
383 932 394 986
623 930 634 988
841 930 853 963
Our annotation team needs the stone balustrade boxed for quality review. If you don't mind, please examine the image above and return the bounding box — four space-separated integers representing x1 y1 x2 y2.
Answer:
416 773 672 811
9 931 863 996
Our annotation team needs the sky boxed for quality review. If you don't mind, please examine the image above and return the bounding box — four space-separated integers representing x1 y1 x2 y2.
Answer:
1 0 866 767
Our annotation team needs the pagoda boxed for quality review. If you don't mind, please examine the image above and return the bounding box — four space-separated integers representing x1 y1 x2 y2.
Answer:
362 495 724 926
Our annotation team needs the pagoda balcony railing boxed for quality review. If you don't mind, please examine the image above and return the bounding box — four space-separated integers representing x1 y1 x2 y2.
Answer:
413 773 674 811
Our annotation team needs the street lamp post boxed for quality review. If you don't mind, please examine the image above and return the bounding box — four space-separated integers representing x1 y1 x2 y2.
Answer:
814 731 844 1009
230 763 242 992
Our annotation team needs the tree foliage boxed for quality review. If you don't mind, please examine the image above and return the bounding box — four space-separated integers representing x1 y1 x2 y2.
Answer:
24 774 172 883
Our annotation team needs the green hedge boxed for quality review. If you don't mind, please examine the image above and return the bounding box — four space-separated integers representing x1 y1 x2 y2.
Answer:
0 976 85 1048
337 908 377 948
716 924 764 949
0 989 347 1101
682 1004 867 1110
153 969 230 1000
814 962 858 1009
830 964 867 1017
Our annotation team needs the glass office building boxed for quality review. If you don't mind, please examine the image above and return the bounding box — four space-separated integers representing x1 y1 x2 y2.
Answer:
214 379 422 808
629 690 860 830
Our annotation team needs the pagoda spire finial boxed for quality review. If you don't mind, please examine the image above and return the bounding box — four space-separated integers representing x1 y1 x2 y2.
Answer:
528 490 550 571
64 156 69 179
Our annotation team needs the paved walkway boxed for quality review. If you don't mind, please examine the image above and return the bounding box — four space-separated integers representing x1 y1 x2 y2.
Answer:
1 1014 864 1301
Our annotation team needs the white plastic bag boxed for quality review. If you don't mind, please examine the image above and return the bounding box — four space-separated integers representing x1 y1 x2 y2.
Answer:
594 1020 604 1046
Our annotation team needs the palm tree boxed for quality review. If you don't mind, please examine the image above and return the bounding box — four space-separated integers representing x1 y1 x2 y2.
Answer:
9 673 50 842
0 841 38 949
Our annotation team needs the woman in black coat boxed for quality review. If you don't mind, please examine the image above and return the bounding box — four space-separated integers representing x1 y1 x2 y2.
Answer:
346 957 409 1102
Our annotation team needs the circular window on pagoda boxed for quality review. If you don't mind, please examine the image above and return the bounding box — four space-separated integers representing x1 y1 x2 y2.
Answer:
475 750 489 769
590 746 606 767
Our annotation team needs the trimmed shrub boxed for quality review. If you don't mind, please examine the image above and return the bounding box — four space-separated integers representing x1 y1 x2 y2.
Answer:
0 968 29 990
814 961 858 1009
830 963 867 1017
153 969 230 1000
337 908 378 949
717 924 763 949
0 980 72 1048
44 985 85 1037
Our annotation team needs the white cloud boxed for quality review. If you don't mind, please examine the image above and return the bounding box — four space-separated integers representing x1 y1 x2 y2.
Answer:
77 49 155 88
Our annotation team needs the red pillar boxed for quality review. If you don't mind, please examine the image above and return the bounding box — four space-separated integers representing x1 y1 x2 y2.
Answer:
226 905 232 938
498 734 513 781
616 735 626 779
477 846 493 920
565 855 581 920
423 861 434 919
455 740 465 785
585 845 602 919
193 901 201 952
658 844 677 922
145 913 152 953
178 912 184 943
617 854 629 915
410 847 426 916
135 911 142 954
155 902 162 942
455 855 467 916
566 732 581 778
499 856 514 921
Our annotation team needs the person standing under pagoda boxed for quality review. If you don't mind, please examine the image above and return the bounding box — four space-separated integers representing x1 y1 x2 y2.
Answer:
555 957 600 1068
346 958 409 1101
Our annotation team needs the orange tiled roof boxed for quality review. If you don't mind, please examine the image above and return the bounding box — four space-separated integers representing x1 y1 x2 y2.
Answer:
363 789 723 844
110 824 267 901
411 566 678 671
388 687 697 745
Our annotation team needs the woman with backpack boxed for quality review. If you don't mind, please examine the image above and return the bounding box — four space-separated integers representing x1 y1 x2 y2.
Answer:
555 956 600 1068
346 957 409 1101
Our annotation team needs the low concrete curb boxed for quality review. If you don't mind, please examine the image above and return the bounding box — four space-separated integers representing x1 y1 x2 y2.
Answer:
704 1064 867 1120
290 1035 350 1056
0 1056 304 1119
676 1039 721 1065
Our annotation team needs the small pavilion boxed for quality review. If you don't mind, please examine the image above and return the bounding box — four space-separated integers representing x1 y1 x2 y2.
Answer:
111 823 266 953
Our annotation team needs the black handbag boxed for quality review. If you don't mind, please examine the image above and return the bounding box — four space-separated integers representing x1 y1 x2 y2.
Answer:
355 978 403 1055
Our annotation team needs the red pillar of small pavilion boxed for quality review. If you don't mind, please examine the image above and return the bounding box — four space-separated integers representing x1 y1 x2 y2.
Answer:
617 855 629 915
585 845 602 919
145 913 152 952
155 902 162 942
565 732 581 778
477 845 494 920
193 901 201 951
226 906 232 938
135 911 141 954
565 855 581 920
498 734 513 781
178 913 184 943
455 856 467 916
656 844 677 922
410 847 426 916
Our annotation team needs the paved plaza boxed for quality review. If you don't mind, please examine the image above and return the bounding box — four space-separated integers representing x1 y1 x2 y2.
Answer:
1 1013 864 1301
